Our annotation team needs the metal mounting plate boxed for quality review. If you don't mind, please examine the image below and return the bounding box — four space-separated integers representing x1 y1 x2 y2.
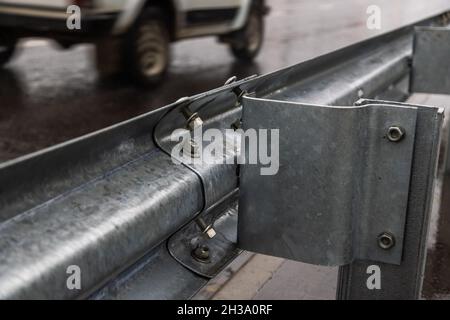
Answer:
168 201 240 278
238 96 418 266
412 26 450 94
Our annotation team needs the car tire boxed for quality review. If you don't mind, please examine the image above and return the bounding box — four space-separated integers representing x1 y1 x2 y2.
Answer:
124 7 170 87
0 36 17 67
229 5 264 62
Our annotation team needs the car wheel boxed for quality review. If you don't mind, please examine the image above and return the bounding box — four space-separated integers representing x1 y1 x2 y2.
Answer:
124 8 170 87
0 36 17 67
230 6 264 61
95 38 123 79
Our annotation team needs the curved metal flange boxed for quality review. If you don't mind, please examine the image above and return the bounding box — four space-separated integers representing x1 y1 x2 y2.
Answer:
238 96 420 266
167 196 240 279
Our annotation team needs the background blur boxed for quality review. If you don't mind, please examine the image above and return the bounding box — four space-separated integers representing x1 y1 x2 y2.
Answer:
1 0 450 163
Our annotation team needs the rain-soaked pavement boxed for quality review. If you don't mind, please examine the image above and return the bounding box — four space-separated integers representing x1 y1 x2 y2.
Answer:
424 173 450 299
1 0 450 299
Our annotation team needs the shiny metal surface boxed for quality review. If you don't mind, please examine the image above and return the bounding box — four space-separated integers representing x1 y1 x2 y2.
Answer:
338 100 444 299
239 97 421 266
412 26 450 94
168 199 240 278
0 79 245 299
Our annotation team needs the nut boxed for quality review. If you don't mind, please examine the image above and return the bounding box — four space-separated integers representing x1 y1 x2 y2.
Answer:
387 126 405 142
377 232 395 250
194 217 216 239
187 115 203 131
205 226 217 239
192 245 210 263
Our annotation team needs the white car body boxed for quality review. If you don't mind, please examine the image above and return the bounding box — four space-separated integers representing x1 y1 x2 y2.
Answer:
0 0 254 39
0 0 267 84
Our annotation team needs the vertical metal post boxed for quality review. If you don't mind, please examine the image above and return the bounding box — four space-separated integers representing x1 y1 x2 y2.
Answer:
337 107 444 299
446 124 450 173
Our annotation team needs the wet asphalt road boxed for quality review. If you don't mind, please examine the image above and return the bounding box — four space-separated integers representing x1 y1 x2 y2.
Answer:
1 0 450 299
2 0 450 162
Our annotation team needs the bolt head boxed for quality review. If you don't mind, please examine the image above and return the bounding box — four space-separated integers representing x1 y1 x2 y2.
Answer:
187 117 203 131
205 227 217 239
387 126 405 142
378 232 395 250
192 245 210 263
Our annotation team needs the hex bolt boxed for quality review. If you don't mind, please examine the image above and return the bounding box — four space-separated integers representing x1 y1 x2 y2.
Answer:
357 88 364 98
387 126 405 142
195 217 216 239
224 76 237 85
377 232 396 250
186 115 203 131
181 106 203 131
192 245 211 263
182 138 200 158
204 226 217 239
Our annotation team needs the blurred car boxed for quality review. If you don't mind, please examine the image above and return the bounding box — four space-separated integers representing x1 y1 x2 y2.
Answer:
0 0 269 86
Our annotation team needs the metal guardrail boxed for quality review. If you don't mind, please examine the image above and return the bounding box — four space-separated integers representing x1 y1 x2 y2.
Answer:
1 11 450 300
